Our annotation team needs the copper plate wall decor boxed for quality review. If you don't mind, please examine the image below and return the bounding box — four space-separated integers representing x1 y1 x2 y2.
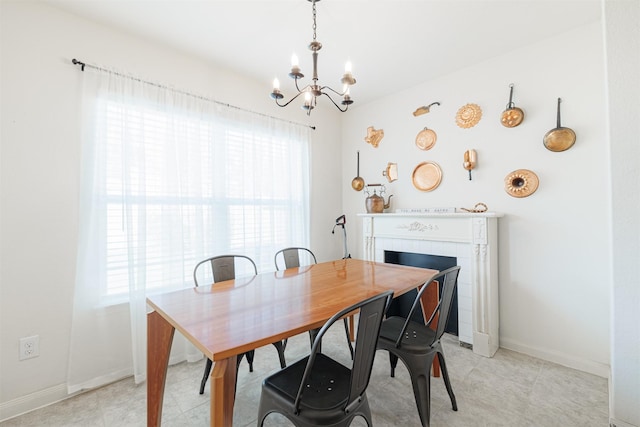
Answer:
412 162 442 192
504 169 539 198
456 103 482 128
415 127 437 150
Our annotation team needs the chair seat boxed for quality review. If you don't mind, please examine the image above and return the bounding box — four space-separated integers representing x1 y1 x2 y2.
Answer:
265 353 351 411
379 316 437 352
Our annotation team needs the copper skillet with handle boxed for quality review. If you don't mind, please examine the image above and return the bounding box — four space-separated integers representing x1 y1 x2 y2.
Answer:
500 83 524 128
543 98 576 152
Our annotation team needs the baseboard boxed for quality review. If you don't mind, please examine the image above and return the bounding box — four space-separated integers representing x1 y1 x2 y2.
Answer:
499 337 610 378
0 383 74 423
609 417 639 427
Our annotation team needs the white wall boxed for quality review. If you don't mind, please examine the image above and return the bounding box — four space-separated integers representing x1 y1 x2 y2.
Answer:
2 0 636 423
604 0 640 425
341 21 610 376
0 1 343 419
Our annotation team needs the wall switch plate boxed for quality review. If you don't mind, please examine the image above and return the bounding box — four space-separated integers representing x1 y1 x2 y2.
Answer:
19 335 40 360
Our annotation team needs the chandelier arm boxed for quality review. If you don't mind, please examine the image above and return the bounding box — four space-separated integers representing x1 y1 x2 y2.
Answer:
294 78 307 93
320 92 349 112
320 85 348 97
274 90 310 108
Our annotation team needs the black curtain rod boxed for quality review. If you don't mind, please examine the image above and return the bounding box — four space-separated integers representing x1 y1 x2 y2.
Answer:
71 58 316 130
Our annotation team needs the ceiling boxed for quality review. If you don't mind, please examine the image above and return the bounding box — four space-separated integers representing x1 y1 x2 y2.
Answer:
44 0 602 106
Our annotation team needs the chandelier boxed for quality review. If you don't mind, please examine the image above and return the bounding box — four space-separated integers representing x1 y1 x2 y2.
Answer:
270 0 356 115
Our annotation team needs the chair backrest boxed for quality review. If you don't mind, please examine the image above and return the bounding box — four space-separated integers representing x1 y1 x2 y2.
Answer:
394 266 461 348
274 247 317 271
193 255 258 286
293 290 393 413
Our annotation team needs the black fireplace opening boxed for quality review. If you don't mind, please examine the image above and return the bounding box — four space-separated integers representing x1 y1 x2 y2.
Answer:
384 250 458 336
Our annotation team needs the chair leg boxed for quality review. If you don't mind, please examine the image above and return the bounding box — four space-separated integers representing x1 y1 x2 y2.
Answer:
245 350 255 372
343 317 354 359
388 353 399 377
437 352 457 411
272 341 287 369
409 360 433 427
199 358 213 395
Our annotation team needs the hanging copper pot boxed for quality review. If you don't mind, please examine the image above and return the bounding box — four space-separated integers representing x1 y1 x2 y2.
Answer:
543 98 576 152
500 84 524 128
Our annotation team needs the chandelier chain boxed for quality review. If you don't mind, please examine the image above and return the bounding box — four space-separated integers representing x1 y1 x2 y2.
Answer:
312 1 317 41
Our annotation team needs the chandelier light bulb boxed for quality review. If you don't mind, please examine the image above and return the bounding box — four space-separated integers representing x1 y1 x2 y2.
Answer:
291 54 299 67
345 61 352 74
273 78 280 91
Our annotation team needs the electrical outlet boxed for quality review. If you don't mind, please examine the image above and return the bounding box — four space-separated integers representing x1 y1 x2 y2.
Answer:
19 335 39 360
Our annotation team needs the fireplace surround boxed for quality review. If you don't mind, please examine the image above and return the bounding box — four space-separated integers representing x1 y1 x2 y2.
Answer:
358 212 502 357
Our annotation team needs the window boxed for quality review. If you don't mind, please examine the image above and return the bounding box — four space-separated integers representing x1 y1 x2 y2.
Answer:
92 94 310 303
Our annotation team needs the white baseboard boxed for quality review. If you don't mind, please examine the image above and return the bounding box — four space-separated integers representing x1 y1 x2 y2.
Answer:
609 417 639 427
499 337 610 378
0 383 74 423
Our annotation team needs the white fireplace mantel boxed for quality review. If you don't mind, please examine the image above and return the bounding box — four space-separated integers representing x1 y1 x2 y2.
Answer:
358 212 502 357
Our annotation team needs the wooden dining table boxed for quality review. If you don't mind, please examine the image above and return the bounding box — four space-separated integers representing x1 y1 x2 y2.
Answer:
146 258 438 426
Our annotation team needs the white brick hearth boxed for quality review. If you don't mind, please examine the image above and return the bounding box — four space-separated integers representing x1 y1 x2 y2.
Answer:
359 213 502 357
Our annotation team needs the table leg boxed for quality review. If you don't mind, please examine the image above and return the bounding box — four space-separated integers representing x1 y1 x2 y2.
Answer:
147 310 175 426
349 315 355 342
419 281 441 378
210 356 238 427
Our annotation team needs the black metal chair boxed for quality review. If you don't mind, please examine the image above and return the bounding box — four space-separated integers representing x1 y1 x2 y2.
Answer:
193 254 287 395
376 266 461 427
274 247 353 358
257 290 393 427
274 247 317 271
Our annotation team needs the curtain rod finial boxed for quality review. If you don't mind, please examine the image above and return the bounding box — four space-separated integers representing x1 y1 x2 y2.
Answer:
72 58 85 71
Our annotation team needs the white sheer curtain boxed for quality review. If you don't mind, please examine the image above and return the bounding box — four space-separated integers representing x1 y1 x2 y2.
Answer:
68 66 311 392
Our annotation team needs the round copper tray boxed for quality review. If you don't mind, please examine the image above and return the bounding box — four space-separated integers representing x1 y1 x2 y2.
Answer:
415 127 437 150
504 169 539 198
412 162 442 192
456 103 482 128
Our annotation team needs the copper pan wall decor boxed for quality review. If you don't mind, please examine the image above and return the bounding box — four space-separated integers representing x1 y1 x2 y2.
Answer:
412 161 442 192
415 127 437 150
504 169 539 198
500 83 525 128
382 162 398 182
456 103 482 128
364 126 384 148
351 151 365 191
543 98 576 152
413 101 440 117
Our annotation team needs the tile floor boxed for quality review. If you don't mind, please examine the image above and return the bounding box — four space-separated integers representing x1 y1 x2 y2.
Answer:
2 326 609 427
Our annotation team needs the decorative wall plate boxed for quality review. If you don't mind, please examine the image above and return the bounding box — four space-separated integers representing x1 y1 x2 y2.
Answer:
456 103 482 128
412 162 442 192
504 169 539 198
415 127 437 150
